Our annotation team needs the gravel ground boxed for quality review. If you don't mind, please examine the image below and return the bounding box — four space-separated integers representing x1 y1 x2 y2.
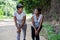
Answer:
0 19 47 40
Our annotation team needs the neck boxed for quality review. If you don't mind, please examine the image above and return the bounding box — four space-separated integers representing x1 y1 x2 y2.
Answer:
17 11 22 14
36 14 39 17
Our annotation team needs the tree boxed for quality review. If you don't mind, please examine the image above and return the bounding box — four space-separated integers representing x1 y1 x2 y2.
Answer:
0 0 17 17
18 0 51 13
48 0 60 21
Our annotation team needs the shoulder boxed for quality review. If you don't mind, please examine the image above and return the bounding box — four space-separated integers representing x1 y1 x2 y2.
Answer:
32 14 35 17
22 12 26 16
14 11 17 16
40 14 42 16
31 14 35 19
40 14 43 17
40 14 44 19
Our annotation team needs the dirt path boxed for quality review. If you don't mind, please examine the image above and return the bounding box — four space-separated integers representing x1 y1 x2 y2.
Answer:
0 19 47 40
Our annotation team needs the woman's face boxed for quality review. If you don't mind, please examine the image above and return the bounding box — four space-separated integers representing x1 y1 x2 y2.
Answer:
18 8 23 13
34 9 39 15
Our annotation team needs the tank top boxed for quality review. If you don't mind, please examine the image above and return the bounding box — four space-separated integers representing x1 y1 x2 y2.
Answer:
32 14 42 28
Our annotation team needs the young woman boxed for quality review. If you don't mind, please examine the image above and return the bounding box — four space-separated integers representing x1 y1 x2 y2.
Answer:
14 4 27 40
31 8 44 40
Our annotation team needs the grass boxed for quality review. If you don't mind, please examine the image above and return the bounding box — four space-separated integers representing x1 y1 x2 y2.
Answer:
40 22 60 40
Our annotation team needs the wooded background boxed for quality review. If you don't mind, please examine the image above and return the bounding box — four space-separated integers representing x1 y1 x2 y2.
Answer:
0 0 60 21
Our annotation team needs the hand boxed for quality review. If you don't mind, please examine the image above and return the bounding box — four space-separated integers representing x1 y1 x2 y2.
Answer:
17 27 21 33
17 27 21 32
35 30 38 36
17 29 21 33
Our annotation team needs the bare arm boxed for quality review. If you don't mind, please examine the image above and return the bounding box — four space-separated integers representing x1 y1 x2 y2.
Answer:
20 16 26 28
32 16 36 31
37 16 44 31
14 16 18 28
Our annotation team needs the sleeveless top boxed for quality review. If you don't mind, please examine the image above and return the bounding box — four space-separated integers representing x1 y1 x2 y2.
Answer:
32 14 43 28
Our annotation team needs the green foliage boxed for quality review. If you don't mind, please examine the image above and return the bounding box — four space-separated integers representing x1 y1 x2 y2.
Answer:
0 9 4 15
42 23 60 40
0 0 17 19
18 0 51 13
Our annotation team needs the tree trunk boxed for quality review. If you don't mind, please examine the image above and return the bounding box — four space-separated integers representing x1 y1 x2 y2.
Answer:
49 0 60 21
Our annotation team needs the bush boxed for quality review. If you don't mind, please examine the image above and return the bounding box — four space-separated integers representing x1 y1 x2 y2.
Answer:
41 22 60 40
0 9 4 15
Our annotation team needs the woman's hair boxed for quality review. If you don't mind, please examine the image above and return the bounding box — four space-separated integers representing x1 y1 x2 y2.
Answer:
16 4 23 10
35 8 41 14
